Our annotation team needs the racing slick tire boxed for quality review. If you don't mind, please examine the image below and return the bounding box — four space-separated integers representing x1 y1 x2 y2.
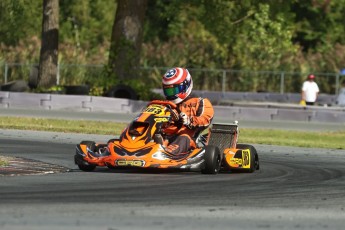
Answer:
201 145 222 174
106 84 138 100
236 144 260 173
76 141 97 171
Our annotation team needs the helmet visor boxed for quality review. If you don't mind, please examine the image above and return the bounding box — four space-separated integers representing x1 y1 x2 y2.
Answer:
163 84 186 97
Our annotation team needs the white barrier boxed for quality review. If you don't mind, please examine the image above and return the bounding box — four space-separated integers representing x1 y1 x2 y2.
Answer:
0 91 344 123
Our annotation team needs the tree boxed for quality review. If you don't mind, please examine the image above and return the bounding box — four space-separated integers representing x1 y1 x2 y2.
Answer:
108 0 148 81
38 0 59 88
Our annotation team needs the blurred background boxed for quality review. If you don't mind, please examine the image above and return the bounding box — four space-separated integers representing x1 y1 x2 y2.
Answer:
1 0 345 100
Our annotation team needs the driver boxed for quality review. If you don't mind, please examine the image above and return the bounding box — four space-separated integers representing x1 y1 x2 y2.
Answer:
160 67 214 155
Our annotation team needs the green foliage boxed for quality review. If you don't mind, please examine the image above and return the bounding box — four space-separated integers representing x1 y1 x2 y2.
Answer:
292 0 345 50
233 4 297 69
230 4 299 91
0 0 41 46
0 156 9 167
290 0 345 74
0 1 41 65
1 0 345 94
89 86 104 96
32 85 65 94
59 0 115 58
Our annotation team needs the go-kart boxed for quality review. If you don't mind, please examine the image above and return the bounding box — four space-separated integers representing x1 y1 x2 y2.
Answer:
74 100 259 174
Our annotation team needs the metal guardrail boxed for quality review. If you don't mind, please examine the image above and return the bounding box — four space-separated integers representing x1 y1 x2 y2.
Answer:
1 62 345 95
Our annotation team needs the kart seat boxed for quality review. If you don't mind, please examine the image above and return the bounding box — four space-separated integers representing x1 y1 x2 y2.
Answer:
208 123 238 153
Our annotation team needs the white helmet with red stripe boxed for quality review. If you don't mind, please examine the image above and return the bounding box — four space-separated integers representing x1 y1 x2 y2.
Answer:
162 67 193 104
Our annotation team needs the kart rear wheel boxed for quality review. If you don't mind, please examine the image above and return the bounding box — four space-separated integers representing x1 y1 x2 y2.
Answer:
236 144 259 172
77 141 97 172
201 145 221 174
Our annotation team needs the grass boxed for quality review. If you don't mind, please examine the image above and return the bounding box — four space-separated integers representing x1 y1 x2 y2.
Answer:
239 128 345 150
0 156 9 167
0 116 344 150
0 116 126 135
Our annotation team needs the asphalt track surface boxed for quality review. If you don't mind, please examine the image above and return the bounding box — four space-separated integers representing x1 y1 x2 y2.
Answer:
0 110 345 229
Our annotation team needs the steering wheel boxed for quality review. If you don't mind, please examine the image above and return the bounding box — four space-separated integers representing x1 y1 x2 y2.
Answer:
149 100 181 122
166 105 180 122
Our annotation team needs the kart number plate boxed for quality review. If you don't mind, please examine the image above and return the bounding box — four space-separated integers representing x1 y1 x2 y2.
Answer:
241 150 250 168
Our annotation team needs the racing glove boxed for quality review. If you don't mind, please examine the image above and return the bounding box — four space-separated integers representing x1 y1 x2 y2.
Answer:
180 112 192 128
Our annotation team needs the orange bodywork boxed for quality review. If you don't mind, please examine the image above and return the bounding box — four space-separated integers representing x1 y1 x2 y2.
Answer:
83 141 205 169
75 100 258 172
77 101 207 170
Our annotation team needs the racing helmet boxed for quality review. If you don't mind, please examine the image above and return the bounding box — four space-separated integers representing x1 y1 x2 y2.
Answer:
162 67 193 104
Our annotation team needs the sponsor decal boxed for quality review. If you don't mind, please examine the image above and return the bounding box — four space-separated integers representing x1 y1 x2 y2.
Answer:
230 149 251 168
230 158 243 166
165 68 177 78
154 117 169 122
115 159 145 167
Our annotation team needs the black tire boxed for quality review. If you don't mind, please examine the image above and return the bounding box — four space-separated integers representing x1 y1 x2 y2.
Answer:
105 84 138 100
78 162 97 172
106 164 118 170
236 144 260 172
77 141 97 171
1 80 29 92
201 145 222 174
28 65 38 89
64 85 90 95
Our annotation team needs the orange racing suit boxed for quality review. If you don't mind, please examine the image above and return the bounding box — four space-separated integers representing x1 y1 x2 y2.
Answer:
163 97 214 155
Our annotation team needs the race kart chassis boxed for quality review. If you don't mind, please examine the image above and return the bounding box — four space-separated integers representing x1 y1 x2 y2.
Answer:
75 100 259 174
75 122 259 174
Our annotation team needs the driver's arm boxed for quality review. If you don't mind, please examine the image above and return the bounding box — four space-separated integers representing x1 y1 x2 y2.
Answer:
188 98 214 129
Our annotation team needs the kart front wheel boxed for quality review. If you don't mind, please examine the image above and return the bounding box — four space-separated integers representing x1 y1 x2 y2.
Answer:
202 145 221 174
77 141 97 172
77 162 96 172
